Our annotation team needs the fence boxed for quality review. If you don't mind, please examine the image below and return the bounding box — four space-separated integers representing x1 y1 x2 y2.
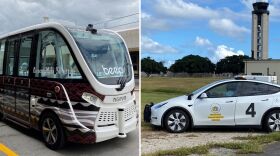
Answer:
141 72 236 78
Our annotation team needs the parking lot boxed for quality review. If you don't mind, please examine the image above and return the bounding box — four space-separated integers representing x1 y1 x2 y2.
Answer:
0 90 139 156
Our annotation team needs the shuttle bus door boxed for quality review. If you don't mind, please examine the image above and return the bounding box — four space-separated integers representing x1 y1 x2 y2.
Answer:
15 34 34 124
3 39 18 117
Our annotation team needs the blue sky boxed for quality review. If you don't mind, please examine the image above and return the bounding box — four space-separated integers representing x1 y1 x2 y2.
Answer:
141 0 280 67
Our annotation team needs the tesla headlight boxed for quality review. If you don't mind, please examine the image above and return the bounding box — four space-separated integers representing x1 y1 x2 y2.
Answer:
154 102 168 109
82 92 98 104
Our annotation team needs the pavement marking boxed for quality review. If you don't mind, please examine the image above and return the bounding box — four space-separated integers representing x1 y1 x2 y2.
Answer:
0 144 18 156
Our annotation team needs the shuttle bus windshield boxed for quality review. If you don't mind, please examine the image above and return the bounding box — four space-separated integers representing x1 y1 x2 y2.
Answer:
68 28 132 85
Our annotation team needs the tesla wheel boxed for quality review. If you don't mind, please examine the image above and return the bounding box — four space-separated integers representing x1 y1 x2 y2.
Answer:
164 109 189 133
264 110 280 132
41 112 65 150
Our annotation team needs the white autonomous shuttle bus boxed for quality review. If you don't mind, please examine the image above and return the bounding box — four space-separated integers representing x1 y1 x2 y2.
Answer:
0 23 137 149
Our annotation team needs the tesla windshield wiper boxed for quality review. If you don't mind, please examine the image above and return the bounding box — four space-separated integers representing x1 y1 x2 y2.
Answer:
116 63 131 91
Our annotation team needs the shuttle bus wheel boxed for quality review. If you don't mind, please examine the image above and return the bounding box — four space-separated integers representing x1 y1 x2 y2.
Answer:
41 112 66 150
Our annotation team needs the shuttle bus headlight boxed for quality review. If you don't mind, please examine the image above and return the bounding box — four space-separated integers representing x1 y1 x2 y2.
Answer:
82 92 98 104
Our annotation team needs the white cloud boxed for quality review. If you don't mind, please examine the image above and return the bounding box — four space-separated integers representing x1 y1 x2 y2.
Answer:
155 0 218 19
195 36 212 47
142 36 177 54
211 45 245 62
241 0 280 18
0 0 139 35
164 60 175 68
141 12 151 19
209 18 250 38
241 0 254 9
193 36 245 62
141 12 168 31
269 4 280 18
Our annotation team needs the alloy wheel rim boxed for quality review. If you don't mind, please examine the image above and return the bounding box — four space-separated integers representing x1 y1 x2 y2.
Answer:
42 118 58 145
268 113 280 131
167 112 186 131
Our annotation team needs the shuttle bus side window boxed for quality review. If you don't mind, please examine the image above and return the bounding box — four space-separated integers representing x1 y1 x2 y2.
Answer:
34 30 82 79
6 40 16 76
18 36 32 77
0 40 5 74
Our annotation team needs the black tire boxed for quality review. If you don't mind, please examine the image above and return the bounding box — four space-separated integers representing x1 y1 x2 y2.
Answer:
264 110 280 132
40 112 66 150
164 109 189 133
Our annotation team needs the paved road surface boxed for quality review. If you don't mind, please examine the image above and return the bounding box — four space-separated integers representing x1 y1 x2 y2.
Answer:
250 142 280 156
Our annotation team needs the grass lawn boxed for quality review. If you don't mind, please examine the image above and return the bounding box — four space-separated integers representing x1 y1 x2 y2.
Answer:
141 77 222 131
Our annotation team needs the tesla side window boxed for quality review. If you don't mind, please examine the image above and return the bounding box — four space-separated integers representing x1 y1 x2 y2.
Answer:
205 82 238 98
257 83 280 95
238 82 262 96
267 85 280 94
34 30 82 79
239 82 280 96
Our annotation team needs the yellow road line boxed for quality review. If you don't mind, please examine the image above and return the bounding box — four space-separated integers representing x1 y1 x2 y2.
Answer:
0 144 18 156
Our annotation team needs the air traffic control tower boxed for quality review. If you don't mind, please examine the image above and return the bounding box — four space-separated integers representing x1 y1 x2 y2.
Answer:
252 0 269 60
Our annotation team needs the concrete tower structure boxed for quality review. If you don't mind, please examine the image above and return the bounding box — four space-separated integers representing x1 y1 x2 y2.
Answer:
251 0 269 60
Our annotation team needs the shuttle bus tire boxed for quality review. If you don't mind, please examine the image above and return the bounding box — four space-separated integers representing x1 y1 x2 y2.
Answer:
41 112 66 150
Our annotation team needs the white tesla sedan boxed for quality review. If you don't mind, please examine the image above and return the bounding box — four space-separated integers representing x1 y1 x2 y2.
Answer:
144 79 280 133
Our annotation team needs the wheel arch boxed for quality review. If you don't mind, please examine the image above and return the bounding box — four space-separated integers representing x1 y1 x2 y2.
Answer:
161 106 194 128
38 108 62 129
261 107 280 126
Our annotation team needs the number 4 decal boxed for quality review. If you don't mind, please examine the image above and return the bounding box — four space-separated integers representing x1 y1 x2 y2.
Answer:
246 103 256 117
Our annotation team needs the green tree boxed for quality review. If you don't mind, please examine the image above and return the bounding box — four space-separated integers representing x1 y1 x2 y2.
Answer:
169 55 215 73
141 57 167 74
216 55 250 74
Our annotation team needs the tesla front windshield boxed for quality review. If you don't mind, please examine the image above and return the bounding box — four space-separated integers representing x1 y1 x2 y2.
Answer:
68 28 132 85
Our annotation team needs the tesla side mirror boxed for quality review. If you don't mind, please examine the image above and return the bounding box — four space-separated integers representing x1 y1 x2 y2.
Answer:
200 93 208 99
187 93 193 100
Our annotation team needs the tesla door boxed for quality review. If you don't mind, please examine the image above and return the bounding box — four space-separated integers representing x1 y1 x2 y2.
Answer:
235 82 280 125
193 82 239 126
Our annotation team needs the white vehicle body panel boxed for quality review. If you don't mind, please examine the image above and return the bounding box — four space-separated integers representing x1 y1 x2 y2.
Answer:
193 97 236 125
235 95 273 125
